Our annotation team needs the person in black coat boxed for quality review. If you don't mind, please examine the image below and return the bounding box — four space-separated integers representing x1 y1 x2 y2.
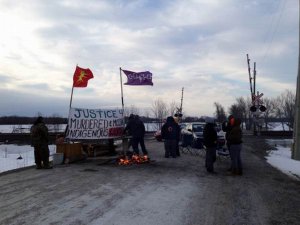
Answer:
161 116 180 158
203 118 218 173
124 114 148 155
134 115 148 155
222 115 235 171
124 114 135 152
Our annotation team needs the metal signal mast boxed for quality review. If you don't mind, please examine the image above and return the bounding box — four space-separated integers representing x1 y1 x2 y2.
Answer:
247 54 266 135
175 87 184 118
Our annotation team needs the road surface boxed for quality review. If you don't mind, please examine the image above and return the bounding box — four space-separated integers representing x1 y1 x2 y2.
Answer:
1 135 300 225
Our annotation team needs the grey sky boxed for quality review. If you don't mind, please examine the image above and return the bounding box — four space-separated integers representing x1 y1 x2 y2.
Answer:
0 0 298 117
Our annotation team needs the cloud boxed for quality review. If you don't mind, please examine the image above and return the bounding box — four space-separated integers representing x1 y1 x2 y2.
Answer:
0 0 298 117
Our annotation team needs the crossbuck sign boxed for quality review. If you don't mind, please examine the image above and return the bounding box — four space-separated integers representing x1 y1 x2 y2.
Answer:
252 93 264 105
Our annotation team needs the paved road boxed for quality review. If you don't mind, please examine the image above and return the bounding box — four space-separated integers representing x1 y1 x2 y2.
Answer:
1 135 300 225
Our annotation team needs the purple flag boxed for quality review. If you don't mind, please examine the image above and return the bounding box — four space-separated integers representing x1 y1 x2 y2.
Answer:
122 69 153 86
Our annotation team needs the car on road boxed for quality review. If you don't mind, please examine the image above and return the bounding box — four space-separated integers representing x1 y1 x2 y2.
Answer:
180 122 206 148
180 122 227 150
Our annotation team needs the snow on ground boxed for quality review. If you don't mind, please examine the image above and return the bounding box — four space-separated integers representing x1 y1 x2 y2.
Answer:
265 139 300 180
0 145 56 173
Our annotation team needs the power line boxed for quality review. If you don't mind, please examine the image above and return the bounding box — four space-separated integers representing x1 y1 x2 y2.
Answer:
261 0 287 64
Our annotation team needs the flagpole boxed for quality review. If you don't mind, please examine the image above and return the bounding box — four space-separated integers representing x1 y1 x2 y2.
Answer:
119 67 125 111
119 67 127 157
69 64 78 109
69 85 74 109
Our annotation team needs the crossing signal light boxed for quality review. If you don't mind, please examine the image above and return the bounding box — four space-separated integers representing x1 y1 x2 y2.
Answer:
250 106 257 112
259 105 266 112
250 105 267 112
174 113 183 117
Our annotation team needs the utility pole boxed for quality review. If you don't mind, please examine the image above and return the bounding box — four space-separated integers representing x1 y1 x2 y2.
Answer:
292 0 300 160
247 54 266 135
180 87 184 113
174 87 184 123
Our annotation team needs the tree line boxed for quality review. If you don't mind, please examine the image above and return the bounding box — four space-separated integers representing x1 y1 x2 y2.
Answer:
214 90 295 131
0 90 295 132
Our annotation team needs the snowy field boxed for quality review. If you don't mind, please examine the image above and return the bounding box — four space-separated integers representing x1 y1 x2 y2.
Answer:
265 139 300 180
0 145 56 173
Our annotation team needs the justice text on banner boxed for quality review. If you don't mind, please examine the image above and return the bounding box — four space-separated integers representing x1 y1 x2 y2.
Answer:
66 107 125 140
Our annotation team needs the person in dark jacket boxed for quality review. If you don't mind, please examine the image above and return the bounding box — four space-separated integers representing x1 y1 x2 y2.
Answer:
203 118 218 173
30 116 52 169
124 114 148 155
222 115 235 170
227 118 243 175
124 114 135 152
134 115 148 155
161 116 180 158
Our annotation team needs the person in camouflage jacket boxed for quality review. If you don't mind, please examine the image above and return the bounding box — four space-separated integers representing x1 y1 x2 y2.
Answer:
30 116 51 169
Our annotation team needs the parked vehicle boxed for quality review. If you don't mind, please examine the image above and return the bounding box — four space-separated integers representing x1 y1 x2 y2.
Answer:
180 122 206 148
154 130 162 141
180 122 227 150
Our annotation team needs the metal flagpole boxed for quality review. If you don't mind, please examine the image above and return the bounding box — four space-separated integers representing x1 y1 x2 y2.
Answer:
119 67 125 112
69 86 74 109
69 64 77 109
119 67 127 157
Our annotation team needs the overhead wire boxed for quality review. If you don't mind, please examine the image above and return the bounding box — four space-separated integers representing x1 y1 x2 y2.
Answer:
261 0 287 64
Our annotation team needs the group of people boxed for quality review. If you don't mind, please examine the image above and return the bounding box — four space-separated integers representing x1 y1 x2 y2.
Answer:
203 115 243 175
30 114 242 175
159 114 243 176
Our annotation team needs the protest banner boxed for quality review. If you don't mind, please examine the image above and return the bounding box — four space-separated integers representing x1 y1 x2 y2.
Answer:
66 107 125 140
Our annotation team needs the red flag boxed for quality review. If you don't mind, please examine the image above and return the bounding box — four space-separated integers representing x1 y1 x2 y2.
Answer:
73 66 94 87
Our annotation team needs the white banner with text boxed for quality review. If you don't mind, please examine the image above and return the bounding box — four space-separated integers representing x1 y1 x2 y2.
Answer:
66 107 125 140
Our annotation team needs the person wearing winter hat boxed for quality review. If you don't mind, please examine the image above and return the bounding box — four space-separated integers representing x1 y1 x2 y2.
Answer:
203 117 218 173
227 118 243 175
161 116 180 158
30 116 52 169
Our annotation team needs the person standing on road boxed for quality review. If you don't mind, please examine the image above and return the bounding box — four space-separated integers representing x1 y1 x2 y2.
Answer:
134 115 148 156
173 115 181 157
161 116 180 158
124 114 148 155
30 116 52 169
203 118 218 173
124 114 135 153
227 118 243 175
222 115 235 171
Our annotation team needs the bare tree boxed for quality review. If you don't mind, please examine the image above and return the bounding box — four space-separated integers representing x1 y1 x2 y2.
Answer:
261 97 275 130
151 99 168 130
168 101 177 117
235 97 247 129
228 104 243 120
228 97 248 129
274 95 285 130
124 105 140 117
214 102 226 123
281 90 296 130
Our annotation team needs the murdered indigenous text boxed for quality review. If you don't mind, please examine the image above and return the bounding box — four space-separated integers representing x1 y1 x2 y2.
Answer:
66 108 125 140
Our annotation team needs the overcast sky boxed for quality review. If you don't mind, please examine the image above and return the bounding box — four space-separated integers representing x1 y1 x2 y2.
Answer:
0 0 298 118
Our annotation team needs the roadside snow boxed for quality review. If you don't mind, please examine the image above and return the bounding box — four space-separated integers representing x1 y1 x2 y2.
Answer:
265 139 300 180
0 145 56 173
